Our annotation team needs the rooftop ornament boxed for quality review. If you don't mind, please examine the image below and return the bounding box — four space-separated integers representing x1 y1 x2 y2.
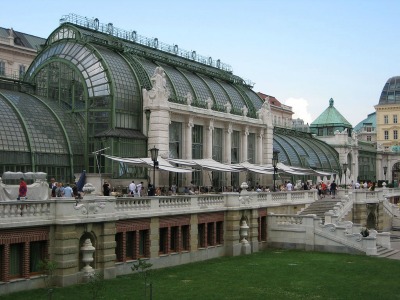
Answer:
59 13 234 73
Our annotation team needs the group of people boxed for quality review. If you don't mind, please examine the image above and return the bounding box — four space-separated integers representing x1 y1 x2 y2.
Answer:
128 181 145 197
49 178 79 198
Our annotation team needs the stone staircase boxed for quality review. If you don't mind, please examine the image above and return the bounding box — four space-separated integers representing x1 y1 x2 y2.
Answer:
298 199 340 222
376 245 399 258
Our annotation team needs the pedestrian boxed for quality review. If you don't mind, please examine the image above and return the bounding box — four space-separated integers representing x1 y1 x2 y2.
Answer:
18 177 27 200
129 181 136 196
171 183 177 195
63 183 74 197
330 180 337 198
137 182 143 197
103 181 110 196
286 181 293 191
321 181 327 198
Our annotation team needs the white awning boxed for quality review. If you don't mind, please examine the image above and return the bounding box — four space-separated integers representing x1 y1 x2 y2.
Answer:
103 155 193 173
231 162 275 174
167 158 240 172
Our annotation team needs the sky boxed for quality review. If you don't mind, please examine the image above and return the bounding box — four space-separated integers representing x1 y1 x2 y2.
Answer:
2 0 400 126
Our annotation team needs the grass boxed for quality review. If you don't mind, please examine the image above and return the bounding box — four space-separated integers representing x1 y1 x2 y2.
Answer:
3 249 400 300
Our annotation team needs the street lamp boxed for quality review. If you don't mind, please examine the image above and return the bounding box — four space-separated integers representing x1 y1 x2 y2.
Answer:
343 163 348 189
272 148 280 192
149 146 159 195
383 166 387 181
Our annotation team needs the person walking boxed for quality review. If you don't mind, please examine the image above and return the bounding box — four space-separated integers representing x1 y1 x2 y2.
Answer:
330 180 337 199
129 181 136 196
18 177 27 200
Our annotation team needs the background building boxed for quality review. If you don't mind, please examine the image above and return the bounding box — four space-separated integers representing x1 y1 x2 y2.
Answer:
0 27 45 80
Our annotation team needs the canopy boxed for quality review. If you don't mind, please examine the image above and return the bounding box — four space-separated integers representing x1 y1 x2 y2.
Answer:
167 158 241 172
103 154 193 173
231 162 275 174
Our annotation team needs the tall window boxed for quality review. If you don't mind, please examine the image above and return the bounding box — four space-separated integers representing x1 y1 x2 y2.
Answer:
384 130 389 140
169 122 182 159
384 115 389 124
169 122 183 188
394 130 398 140
0 61 5 76
394 115 398 124
138 230 148 257
248 133 255 164
192 125 203 185
159 228 168 254
367 135 371 141
231 131 240 188
10 243 23 279
30 241 46 274
19 65 26 78
170 226 179 253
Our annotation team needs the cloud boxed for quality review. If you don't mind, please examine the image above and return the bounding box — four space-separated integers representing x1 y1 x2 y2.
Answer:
284 97 313 125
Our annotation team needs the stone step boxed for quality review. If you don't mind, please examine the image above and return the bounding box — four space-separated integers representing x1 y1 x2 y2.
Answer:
376 246 399 258
299 199 341 221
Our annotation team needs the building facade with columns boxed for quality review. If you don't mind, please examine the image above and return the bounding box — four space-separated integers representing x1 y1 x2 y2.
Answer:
0 14 341 191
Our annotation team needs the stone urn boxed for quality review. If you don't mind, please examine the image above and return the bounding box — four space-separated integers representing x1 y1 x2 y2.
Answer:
81 238 95 278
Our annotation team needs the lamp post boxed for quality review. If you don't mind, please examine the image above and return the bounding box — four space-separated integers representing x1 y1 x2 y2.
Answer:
272 148 280 192
343 163 348 189
383 166 387 181
149 146 159 195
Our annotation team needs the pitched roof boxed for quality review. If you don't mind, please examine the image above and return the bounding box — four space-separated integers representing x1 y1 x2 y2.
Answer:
310 98 352 128
0 27 46 50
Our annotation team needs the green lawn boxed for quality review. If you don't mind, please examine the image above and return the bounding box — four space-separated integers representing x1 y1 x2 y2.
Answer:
3 249 400 300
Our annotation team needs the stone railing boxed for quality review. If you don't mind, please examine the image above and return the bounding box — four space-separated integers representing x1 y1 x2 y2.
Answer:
268 214 391 256
0 190 318 228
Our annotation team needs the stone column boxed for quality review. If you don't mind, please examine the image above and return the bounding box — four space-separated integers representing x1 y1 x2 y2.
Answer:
224 210 242 256
206 119 214 159
143 66 171 187
225 123 233 187
248 209 259 253
242 126 249 163
95 222 116 280
257 129 264 165
205 120 214 187
150 217 160 258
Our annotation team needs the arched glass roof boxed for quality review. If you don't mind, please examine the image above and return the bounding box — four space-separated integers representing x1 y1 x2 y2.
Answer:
45 23 263 118
273 128 340 172
0 89 84 169
378 76 400 105
27 40 110 98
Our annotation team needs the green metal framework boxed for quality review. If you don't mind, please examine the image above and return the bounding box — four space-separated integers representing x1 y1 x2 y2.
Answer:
273 127 341 173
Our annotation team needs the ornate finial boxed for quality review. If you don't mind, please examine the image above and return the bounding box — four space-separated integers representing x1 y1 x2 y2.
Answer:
329 98 334 107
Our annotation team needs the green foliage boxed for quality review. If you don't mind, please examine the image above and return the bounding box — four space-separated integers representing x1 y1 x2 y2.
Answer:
87 271 105 300
132 258 153 299
38 259 58 300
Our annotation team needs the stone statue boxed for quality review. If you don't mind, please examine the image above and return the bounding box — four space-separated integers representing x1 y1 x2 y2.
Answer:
145 66 170 102
186 92 193 106
241 105 248 117
224 102 231 114
206 97 213 110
